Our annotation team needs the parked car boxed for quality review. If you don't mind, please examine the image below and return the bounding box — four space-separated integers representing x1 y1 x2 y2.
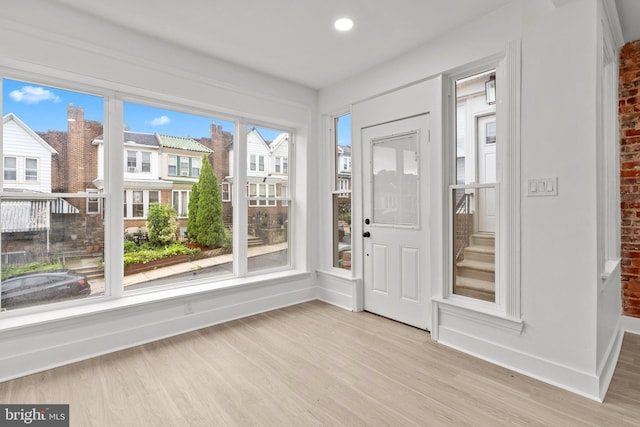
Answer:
1 270 91 309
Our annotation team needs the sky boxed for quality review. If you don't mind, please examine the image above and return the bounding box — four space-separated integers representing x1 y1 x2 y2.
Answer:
2 79 295 142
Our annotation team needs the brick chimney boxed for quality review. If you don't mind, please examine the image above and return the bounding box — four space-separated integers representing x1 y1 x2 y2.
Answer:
66 104 102 194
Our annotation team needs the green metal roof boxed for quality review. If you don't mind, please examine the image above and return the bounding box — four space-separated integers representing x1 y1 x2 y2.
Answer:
157 134 213 153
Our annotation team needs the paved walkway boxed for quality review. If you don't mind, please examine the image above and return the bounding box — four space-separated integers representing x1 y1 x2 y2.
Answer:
86 242 288 295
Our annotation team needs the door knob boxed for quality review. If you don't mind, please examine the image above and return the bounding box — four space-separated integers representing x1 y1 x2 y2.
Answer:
363 231 371 238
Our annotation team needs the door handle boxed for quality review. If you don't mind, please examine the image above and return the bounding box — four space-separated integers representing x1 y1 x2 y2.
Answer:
363 231 371 238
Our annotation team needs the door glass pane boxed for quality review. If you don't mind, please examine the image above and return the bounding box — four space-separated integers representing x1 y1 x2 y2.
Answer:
372 132 418 227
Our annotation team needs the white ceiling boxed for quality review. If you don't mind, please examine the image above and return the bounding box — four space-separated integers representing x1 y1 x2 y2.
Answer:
53 0 640 89
53 0 513 89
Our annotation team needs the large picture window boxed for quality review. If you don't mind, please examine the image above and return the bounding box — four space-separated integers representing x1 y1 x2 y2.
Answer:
1 73 299 313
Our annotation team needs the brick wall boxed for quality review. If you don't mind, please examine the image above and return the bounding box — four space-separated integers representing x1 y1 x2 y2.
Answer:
619 41 640 317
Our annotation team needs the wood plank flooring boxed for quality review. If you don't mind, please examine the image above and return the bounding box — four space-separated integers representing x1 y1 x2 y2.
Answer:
1 300 639 426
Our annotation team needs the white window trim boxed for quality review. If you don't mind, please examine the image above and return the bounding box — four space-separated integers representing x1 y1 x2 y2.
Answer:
221 182 231 202
24 157 38 182
87 189 101 215
172 189 190 218
124 189 160 219
434 42 522 336
3 156 17 181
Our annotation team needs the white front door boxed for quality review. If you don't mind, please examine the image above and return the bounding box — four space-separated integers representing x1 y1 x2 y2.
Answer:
362 114 430 329
477 114 496 233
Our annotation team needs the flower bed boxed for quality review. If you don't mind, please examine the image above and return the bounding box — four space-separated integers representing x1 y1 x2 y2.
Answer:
124 254 191 276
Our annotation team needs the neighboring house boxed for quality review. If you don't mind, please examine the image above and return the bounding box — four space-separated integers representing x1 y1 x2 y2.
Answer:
221 128 289 212
3 113 57 193
1 113 80 262
157 133 213 237
337 144 351 196
93 132 213 235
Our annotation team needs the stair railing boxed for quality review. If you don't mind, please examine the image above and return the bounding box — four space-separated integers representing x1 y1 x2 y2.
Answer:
454 192 473 262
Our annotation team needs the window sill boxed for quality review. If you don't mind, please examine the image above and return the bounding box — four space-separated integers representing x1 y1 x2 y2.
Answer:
0 269 312 333
433 297 524 334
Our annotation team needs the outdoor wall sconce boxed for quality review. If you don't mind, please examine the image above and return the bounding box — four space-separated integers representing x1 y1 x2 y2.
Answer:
485 75 496 105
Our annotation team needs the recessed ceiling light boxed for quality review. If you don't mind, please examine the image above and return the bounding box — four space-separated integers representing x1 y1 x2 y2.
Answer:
334 17 354 32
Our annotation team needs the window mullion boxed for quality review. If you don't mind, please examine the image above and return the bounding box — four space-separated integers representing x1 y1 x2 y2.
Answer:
234 120 248 277
106 95 124 299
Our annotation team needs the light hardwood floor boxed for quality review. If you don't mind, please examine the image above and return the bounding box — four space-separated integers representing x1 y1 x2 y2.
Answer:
1 301 639 426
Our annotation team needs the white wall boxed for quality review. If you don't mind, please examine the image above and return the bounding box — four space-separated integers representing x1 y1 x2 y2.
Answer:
0 0 318 382
318 0 622 400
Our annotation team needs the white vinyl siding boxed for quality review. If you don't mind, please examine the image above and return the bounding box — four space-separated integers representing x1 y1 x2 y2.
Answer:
2 119 53 192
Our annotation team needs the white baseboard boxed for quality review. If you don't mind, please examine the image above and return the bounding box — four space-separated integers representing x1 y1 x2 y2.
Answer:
316 270 360 311
623 315 640 335
437 325 603 401
597 324 624 401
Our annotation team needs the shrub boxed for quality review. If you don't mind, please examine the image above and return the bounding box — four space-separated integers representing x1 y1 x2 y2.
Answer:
146 202 178 247
124 240 138 253
123 242 200 267
195 155 225 248
1 262 64 280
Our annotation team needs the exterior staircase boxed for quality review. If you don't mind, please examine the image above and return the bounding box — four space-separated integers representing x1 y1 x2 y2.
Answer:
66 256 104 281
454 233 495 302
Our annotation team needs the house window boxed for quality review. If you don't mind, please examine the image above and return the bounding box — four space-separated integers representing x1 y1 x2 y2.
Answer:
180 158 189 176
275 157 281 173
141 152 151 173
132 190 144 217
247 183 276 206
451 69 497 303
87 189 101 215
24 158 38 181
331 113 352 271
127 151 137 172
168 155 177 175
191 157 201 177
4 157 16 181
221 182 231 202
172 190 190 217
283 158 288 174
250 154 257 171
258 156 265 172
443 48 522 327
125 189 159 218
282 185 288 207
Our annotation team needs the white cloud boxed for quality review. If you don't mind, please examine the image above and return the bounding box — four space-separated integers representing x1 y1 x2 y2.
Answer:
9 86 61 104
146 115 171 126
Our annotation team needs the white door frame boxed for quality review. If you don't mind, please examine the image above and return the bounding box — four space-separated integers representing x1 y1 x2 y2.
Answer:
351 77 442 331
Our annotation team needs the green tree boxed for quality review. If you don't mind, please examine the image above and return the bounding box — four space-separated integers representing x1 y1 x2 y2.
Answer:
146 202 178 247
186 182 199 241
195 155 225 247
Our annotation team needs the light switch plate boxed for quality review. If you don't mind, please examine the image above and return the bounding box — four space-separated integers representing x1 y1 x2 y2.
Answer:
527 177 558 197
